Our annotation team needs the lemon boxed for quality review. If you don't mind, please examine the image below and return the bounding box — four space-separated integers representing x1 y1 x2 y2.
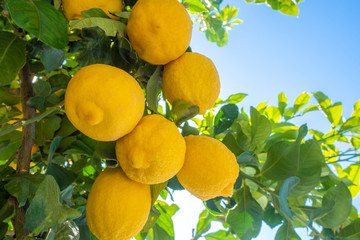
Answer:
86 167 151 240
62 0 123 20
127 0 192 65
116 114 186 184
162 52 220 114
65 64 145 141
177 135 239 201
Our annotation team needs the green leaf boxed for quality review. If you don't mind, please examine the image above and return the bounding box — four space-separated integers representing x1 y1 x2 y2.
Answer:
146 66 162 112
35 115 62 145
226 186 263 240
34 80 51 97
69 17 126 37
263 204 283 228
341 116 360 133
236 152 258 166
95 141 116 160
194 210 217 238
77 28 112 67
81 8 109 18
293 92 310 114
265 106 281 124
172 100 199 126
278 0 299 16
222 132 242 156
5 174 45 207
24 175 81 235
0 31 26 86
150 181 168 206
220 93 247 105
0 87 20 105
337 218 360 239
274 221 301 240
27 96 45 109
46 220 80 240
261 125 307 181
249 107 272 152
289 139 323 197
278 92 287 116
313 91 331 109
299 199 335 222
111 11 131 19
279 176 300 223
181 121 199 137
40 48 65 74
183 0 208 14
316 182 352 228
47 164 77 190
5 0 68 49
152 201 179 239
48 74 70 90
205 230 237 240
141 207 161 233
302 104 319 114
0 130 21 161
214 104 239 135
167 176 184 190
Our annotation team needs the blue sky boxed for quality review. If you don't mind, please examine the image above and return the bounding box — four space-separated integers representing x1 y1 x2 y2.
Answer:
170 1 360 239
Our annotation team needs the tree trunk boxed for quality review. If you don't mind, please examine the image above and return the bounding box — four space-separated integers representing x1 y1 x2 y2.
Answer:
15 60 35 240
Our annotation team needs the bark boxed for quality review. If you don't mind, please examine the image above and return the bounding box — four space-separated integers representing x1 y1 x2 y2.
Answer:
15 60 35 240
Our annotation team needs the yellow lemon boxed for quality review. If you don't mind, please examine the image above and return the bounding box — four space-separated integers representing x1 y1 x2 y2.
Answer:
127 0 192 65
177 135 239 201
86 167 151 240
162 52 220 114
116 114 186 184
65 64 145 141
62 0 123 20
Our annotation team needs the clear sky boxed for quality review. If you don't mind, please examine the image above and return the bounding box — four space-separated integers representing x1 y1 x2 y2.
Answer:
169 0 360 239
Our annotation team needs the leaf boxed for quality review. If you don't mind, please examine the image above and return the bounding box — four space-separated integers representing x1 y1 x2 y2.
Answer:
40 47 65 74
226 186 263 240
313 91 331 109
265 106 281 124
338 164 360 198
302 104 319 114
183 0 208 14
95 141 116 160
0 130 21 161
150 181 168 206
5 0 68 49
146 66 162 112
35 115 62 145
5 174 45 207
0 31 26 86
46 220 80 240
47 164 77 191
337 218 360 239
153 201 179 239
181 121 199 137
167 176 184 190
278 92 287 116
263 204 283 228
34 80 52 97
341 116 360 133
316 182 352 228
222 93 247 105
299 199 335 222
222 132 242 156
0 87 20 105
172 100 199 126
214 104 239 135
236 152 258 166
69 17 126 37
24 175 81 235
205 230 237 240
27 96 45 110
293 92 310 114
249 107 272 152
194 210 217 238
261 125 307 181
141 207 161 233
81 8 109 18
274 221 301 240
279 176 300 223
289 139 323 197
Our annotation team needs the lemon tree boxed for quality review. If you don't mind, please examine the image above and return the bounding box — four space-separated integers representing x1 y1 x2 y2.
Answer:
0 0 360 240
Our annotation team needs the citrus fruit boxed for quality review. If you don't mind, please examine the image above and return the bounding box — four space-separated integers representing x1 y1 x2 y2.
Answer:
116 114 186 184
65 64 145 141
162 52 220 114
127 0 192 65
62 0 123 20
86 167 151 240
177 135 239 201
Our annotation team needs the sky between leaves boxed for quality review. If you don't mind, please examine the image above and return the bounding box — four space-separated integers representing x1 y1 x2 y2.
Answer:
170 0 360 239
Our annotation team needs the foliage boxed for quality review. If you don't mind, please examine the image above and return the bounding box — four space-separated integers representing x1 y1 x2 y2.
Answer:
0 0 359 240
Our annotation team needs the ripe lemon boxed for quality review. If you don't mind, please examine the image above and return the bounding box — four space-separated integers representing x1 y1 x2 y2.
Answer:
177 135 239 201
62 0 123 20
162 52 220 114
86 167 151 240
116 114 186 184
127 0 192 65
65 64 145 141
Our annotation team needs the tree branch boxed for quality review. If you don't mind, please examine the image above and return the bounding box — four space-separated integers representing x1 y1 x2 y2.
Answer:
15 59 35 240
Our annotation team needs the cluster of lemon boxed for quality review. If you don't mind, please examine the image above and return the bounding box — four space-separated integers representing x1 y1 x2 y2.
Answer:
63 0 239 239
